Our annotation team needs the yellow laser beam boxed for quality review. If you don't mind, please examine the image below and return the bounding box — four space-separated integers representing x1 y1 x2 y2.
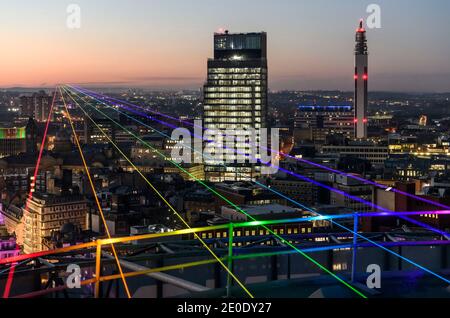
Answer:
65 84 367 299
60 87 132 298
61 86 254 299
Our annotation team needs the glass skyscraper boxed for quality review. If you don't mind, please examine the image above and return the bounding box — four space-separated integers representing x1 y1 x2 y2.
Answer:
203 31 268 182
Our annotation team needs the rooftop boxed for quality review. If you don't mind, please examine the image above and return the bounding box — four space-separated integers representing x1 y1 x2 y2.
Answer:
30 192 86 206
225 203 299 216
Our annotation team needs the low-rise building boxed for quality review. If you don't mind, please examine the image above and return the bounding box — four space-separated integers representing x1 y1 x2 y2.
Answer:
268 177 318 207
0 223 20 260
330 174 373 212
320 141 389 167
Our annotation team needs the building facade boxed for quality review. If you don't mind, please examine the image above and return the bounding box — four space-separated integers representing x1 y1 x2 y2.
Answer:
0 118 38 158
0 126 26 158
0 223 19 260
203 31 268 182
320 142 388 167
330 174 373 212
22 193 88 254
19 91 53 122
269 177 319 207
294 105 354 142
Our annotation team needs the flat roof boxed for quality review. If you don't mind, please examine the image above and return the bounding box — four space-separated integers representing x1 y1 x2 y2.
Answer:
226 203 298 215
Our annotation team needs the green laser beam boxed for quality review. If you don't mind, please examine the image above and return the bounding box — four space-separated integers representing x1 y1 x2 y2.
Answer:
61 86 254 298
64 85 367 299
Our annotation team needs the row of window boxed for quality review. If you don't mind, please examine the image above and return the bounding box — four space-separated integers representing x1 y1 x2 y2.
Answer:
209 68 264 74
208 80 264 86
204 105 262 111
205 93 261 99
205 87 258 93
200 226 313 240
45 204 86 212
322 147 388 153
205 99 262 105
208 74 265 80
204 118 260 124
42 211 85 221
204 111 258 117
204 124 262 130
0 252 19 259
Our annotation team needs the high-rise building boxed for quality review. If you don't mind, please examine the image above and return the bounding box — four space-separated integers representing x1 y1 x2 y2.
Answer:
22 193 88 254
19 91 53 122
203 31 268 182
354 20 369 139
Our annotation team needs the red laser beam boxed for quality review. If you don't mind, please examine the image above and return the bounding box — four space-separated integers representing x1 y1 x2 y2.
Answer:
25 88 57 209
2 264 17 298
2 244 19 298
2 88 57 298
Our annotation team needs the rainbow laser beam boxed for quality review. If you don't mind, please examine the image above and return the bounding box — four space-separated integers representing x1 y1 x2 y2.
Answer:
67 88 450 235
2 258 17 298
70 85 450 238
60 87 132 298
8 237 450 299
63 85 368 299
2 88 58 299
26 88 57 206
3 211 446 267
253 183 450 284
73 85 450 211
60 87 255 299
72 85 450 234
2 209 450 298
65 85 450 286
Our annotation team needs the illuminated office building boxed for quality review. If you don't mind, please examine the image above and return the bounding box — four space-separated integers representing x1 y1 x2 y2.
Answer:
203 31 268 182
84 116 116 145
294 105 355 142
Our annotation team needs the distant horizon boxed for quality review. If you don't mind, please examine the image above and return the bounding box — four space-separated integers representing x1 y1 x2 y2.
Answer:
3 85 450 95
1 0 450 92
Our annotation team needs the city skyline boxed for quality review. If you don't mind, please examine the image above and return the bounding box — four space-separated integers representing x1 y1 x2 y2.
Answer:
1 0 450 92
2 0 450 304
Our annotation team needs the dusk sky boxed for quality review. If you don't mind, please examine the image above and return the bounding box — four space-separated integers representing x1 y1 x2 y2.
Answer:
1 0 449 92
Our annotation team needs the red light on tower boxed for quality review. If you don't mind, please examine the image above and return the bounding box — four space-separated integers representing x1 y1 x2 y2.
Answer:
354 118 358 124
355 18 368 139
354 74 358 80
